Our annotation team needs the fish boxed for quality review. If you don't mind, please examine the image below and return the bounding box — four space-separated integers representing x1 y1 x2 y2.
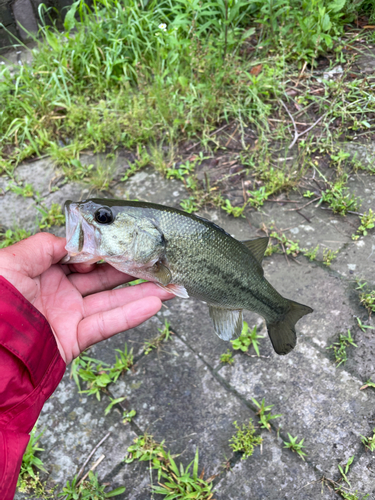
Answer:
61 199 313 355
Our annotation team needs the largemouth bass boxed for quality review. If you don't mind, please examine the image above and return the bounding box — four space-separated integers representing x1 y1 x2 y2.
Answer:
61 199 313 355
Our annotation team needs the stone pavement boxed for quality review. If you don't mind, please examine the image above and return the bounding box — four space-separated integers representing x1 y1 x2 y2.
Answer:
1 149 374 499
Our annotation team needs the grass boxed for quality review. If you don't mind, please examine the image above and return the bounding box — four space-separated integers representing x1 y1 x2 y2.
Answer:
326 329 357 367
360 378 375 391
229 419 262 459
59 471 125 499
352 209 375 240
144 319 173 355
220 349 235 364
283 433 307 461
70 344 133 400
231 322 264 356
360 428 375 452
0 0 373 208
17 425 50 496
37 203 65 229
251 397 282 431
0 227 31 248
360 290 375 317
125 435 215 499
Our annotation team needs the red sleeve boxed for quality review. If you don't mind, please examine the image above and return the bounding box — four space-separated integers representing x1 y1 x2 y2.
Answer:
0 276 66 500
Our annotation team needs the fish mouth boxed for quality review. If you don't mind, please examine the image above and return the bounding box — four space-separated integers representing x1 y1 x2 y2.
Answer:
60 200 100 264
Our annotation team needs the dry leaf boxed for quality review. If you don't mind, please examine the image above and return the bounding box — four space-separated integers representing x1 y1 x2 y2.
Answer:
250 64 262 76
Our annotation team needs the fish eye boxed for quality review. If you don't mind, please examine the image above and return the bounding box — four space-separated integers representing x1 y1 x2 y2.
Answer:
94 207 113 224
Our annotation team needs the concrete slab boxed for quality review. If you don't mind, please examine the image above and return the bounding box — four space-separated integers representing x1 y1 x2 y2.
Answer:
18 369 141 495
110 335 253 477
219 341 375 479
214 431 337 500
111 167 189 208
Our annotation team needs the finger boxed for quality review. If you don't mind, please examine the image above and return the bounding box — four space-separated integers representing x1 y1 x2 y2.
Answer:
0 233 67 278
68 263 135 296
68 262 97 274
77 296 163 351
82 281 174 316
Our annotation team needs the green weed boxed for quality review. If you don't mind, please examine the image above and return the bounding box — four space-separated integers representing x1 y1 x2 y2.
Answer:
144 320 173 355
360 379 375 391
322 248 339 266
269 230 306 258
338 455 354 488
63 159 94 182
254 0 356 63
104 396 126 416
360 429 375 452
231 322 264 356
327 330 357 367
352 209 375 240
125 435 214 498
356 281 375 321
10 182 34 197
319 183 360 216
180 196 198 213
109 344 134 382
0 0 272 171
337 490 369 500
121 149 150 182
151 448 215 499
122 409 137 423
166 157 199 181
0 227 31 248
71 345 133 401
247 186 269 209
229 420 262 459
77 357 112 401
221 199 247 217
251 397 282 431
128 278 148 286
304 244 320 261
283 433 307 461
59 471 125 499
37 203 65 229
124 433 165 464
362 292 375 316
356 317 375 333
17 425 50 496
220 349 235 365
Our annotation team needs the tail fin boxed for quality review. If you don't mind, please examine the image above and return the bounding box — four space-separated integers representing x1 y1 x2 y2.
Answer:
267 300 313 355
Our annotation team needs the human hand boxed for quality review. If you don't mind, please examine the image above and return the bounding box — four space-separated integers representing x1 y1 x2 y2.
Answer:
0 233 174 364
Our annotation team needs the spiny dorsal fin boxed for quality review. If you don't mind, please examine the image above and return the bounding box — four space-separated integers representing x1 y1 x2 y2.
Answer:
242 237 269 264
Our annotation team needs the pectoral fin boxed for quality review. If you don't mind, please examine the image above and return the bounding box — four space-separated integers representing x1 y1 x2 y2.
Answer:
151 261 172 285
208 306 243 341
155 282 189 299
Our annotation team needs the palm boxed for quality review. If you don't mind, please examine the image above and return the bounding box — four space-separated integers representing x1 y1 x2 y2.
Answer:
35 265 89 362
0 234 173 364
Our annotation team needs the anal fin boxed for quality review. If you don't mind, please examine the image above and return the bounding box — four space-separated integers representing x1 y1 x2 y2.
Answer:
208 306 243 341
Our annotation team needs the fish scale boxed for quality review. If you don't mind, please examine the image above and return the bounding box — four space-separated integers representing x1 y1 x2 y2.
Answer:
61 199 313 355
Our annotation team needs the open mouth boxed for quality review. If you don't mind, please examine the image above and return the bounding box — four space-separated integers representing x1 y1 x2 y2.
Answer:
60 201 100 264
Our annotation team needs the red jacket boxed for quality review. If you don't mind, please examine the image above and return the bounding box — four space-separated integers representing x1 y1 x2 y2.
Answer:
0 276 66 499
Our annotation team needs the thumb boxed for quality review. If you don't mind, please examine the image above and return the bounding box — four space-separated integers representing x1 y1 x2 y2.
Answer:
0 233 67 278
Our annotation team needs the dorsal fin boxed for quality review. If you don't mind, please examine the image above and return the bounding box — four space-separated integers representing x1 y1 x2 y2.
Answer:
242 237 269 264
